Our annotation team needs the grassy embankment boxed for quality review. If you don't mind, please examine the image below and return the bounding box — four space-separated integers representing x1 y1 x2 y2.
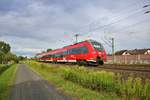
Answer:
0 64 13 75
0 64 18 100
27 61 120 100
27 61 150 100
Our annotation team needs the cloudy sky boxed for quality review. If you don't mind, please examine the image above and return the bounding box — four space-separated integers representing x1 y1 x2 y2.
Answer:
0 0 150 57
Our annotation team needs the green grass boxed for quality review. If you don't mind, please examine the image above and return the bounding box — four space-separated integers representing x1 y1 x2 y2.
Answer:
0 64 18 100
26 61 121 100
0 64 12 75
60 66 150 100
27 61 150 100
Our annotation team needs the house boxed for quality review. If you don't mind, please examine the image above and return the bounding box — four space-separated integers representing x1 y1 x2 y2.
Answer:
128 49 150 55
145 49 150 54
115 50 130 55
115 48 150 55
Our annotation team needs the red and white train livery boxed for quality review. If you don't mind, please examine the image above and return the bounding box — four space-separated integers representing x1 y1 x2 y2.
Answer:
35 40 107 65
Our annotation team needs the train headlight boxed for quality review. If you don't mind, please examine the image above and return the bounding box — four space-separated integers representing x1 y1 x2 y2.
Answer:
93 51 96 54
99 52 102 55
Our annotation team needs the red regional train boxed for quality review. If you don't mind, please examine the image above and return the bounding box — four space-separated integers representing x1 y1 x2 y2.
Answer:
35 40 107 65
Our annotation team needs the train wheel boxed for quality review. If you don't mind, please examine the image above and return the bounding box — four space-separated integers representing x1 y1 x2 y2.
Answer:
77 60 88 66
52 60 57 64
99 60 104 65
96 58 104 65
83 60 88 66
77 60 82 66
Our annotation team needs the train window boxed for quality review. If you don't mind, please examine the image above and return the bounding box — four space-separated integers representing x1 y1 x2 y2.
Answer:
48 54 52 57
90 41 104 51
73 48 80 54
52 54 57 58
54 54 58 57
76 48 81 54
42 55 48 58
67 48 80 54
63 51 68 55
52 54 55 58
66 50 69 54
53 52 64 58
59 52 63 57
56 53 61 57
80 46 88 54
67 46 88 54
68 49 72 54
69 49 75 54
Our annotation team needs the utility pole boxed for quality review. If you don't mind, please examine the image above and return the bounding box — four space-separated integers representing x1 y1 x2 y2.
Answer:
112 38 114 55
111 37 115 63
75 34 79 43
101 36 115 63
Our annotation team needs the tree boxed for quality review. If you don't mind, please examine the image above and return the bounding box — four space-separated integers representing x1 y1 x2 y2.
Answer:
0 51 4 64
0 41 10 54
18 56 27 61
47 48 52 52
0 41 19 64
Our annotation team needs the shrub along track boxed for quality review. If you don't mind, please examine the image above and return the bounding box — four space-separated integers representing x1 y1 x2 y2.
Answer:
87 64 150 80
43 62 150 80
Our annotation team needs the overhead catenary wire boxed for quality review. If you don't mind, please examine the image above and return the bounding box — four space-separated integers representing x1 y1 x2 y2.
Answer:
59 0 145 44
77 0 144 33
86 9 150 39
83 1 150 55
77 1 150 38
96 16 150 44
113 17 150 33
99 16 150 54
58 1 150 45
86 8 146 34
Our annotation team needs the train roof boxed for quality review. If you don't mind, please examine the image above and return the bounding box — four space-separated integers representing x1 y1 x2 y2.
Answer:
63 39 99 48
36 39 101 56
50 39 101 52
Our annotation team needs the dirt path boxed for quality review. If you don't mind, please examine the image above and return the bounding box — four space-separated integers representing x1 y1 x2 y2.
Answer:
9 64 70 100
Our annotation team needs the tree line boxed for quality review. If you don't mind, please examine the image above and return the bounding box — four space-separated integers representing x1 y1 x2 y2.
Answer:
0 41 25 64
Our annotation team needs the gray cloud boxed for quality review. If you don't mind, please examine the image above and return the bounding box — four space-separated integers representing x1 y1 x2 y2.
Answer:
0 0 150 56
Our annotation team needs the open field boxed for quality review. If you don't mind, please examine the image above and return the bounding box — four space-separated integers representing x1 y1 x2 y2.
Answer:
26 61 150 100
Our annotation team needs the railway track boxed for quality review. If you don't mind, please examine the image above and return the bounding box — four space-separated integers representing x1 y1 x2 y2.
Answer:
99 67 150 73
47 62 150 73
94 64 150 73
87 64 150 80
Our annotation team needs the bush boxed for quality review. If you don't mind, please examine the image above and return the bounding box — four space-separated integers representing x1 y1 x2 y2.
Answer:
61 67 116 92
0 64 12 75
60 67 150 100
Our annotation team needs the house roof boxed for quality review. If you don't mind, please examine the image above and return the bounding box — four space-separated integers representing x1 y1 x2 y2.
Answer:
115 50 128 55
115 48 150 55
128 49 150 55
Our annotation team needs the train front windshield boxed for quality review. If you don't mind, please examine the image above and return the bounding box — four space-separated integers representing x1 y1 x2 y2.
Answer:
90 40 104 51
